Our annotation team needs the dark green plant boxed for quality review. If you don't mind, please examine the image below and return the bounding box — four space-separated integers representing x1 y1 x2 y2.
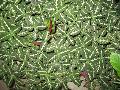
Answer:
0 0 120 90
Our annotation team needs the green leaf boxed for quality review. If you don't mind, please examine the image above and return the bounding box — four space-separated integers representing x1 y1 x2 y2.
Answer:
110 52 120 77
44 17 55 28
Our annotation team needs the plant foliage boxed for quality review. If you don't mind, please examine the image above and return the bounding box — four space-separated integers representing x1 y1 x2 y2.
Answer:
110 52 120 77
0 0 120 90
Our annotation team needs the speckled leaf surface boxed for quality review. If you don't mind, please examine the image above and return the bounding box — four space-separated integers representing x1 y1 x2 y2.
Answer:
0 0 120 90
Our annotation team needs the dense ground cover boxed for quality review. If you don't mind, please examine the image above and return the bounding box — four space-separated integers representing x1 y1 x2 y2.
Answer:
0 0 120 90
